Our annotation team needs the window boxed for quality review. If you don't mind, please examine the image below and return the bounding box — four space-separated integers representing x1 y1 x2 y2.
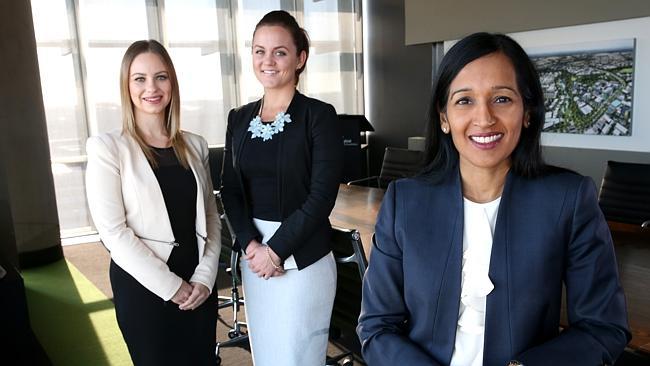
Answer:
301 0 364 113
164 0 237 144
30 0 363 238
234 1 364 112
31 0 92 237
77 0 150 135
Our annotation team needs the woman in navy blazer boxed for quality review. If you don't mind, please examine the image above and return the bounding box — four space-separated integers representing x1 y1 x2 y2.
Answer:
357 33 630 366
220 10 343 366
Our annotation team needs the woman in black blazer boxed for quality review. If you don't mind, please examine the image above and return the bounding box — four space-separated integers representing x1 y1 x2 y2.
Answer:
220 10 343 366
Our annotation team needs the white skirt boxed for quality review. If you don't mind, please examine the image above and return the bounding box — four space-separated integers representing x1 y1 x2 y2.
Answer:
241 218 337 366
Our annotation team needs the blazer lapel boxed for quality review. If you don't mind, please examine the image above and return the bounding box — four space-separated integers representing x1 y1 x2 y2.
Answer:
125 135 174 241
483 171 515 366
186 141 206 240
430 170 464 364
233 99 262 170
275 91 301 218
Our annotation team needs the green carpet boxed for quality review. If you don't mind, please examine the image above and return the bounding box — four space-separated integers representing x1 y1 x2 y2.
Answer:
22 259 132 366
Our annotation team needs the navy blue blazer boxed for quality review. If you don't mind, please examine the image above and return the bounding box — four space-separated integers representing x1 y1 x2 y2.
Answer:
220 91 343 269
357 169 630 365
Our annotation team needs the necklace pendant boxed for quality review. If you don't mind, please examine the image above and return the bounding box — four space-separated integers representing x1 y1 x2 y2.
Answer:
248 112 292 141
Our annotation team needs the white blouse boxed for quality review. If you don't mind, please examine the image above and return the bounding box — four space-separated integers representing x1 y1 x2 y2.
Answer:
450 197 501 366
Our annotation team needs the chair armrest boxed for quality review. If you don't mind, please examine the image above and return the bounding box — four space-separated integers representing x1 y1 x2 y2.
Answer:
347 176 379 187
642 220 650 229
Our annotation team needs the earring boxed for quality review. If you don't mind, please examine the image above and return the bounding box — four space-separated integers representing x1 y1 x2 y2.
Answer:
441 126 448 133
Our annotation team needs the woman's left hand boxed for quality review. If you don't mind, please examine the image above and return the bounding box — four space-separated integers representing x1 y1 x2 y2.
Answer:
245 243 284 280
179 282 210 310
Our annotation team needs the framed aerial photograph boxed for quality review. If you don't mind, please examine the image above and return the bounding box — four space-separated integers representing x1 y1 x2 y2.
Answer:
528 39 635 137
507 16 650 152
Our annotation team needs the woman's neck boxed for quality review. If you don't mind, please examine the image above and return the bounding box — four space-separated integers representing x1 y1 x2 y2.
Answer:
460 163 510 203
260 87 295 121
135 114 169 148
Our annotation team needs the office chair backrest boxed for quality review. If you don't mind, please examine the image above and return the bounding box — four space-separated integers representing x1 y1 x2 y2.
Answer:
208 146 224 191
598 160 650 227
379 147 424 187
330 226 368 358
331 227 368 278
214 191 240 266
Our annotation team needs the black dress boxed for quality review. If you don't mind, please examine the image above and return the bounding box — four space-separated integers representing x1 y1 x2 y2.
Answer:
238 130 281 221
109 147 217 366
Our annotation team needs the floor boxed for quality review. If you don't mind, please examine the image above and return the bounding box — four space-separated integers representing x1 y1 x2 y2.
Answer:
62 242 356 366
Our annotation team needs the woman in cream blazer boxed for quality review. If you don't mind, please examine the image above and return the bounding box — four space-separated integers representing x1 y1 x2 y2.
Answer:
85 40 221 365
86 130 221 300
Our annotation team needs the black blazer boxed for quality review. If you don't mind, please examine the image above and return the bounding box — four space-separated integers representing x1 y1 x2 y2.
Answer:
220 91 343 269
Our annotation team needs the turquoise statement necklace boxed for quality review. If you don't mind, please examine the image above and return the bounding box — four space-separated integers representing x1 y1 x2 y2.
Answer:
248 97 292 141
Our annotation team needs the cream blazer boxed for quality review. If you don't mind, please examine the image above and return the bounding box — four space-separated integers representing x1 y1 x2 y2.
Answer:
85 130 221 301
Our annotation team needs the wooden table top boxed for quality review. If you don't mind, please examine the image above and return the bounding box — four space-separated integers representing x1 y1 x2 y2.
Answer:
329 184 650 355
610 231 650 353
330 184 384 257
559 231 650 354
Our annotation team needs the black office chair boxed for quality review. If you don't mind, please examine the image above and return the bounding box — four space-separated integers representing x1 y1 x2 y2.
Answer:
598 160 650 231
208 146 224 190
326 226 369 366
615 348 650 366
348 147 423 188
214 191 249 365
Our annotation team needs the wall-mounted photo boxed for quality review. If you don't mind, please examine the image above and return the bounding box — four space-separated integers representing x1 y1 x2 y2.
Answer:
528 39 635 137
500 16 650 152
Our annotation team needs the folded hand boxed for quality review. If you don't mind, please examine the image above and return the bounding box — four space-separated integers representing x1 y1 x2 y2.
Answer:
245 240 285 280
179 282 210 310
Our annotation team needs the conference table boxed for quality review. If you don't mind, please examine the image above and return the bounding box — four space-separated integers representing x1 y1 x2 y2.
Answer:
608 231 650 354
330 183 384 257
329 183 650 356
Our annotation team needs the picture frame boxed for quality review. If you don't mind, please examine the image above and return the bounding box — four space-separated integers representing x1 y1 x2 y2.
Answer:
509 17 650 152
528 39 635 137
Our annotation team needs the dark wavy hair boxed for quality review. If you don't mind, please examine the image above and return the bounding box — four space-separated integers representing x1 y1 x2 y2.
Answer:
254 10 310 85
420 32 548 183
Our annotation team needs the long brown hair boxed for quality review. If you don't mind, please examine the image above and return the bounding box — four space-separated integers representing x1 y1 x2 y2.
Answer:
119 39 192 168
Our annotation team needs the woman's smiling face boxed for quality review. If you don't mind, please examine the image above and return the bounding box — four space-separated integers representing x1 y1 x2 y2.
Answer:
440 51 528 175
128 52 172 120
252 25 305 91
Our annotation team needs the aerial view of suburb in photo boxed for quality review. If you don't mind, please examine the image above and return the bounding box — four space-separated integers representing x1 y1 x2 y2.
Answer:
529 39 635 136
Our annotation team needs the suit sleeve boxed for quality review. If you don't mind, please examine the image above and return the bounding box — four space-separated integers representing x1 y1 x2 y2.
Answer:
85 135 183 301
190 136 222 292
516 177 630 365
357 182 442 365
219 109 261 253
266 103 343 260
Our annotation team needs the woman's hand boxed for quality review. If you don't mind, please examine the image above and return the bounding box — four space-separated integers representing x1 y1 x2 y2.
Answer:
179 282 210 310
170 280 193 305
244 239 285 280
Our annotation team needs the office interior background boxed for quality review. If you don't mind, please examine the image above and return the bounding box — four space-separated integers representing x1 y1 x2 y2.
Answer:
1 0 650 363
3 0 647 265
30 0 364 240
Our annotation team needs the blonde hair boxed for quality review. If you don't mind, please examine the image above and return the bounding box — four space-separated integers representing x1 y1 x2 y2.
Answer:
119 39 192 168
